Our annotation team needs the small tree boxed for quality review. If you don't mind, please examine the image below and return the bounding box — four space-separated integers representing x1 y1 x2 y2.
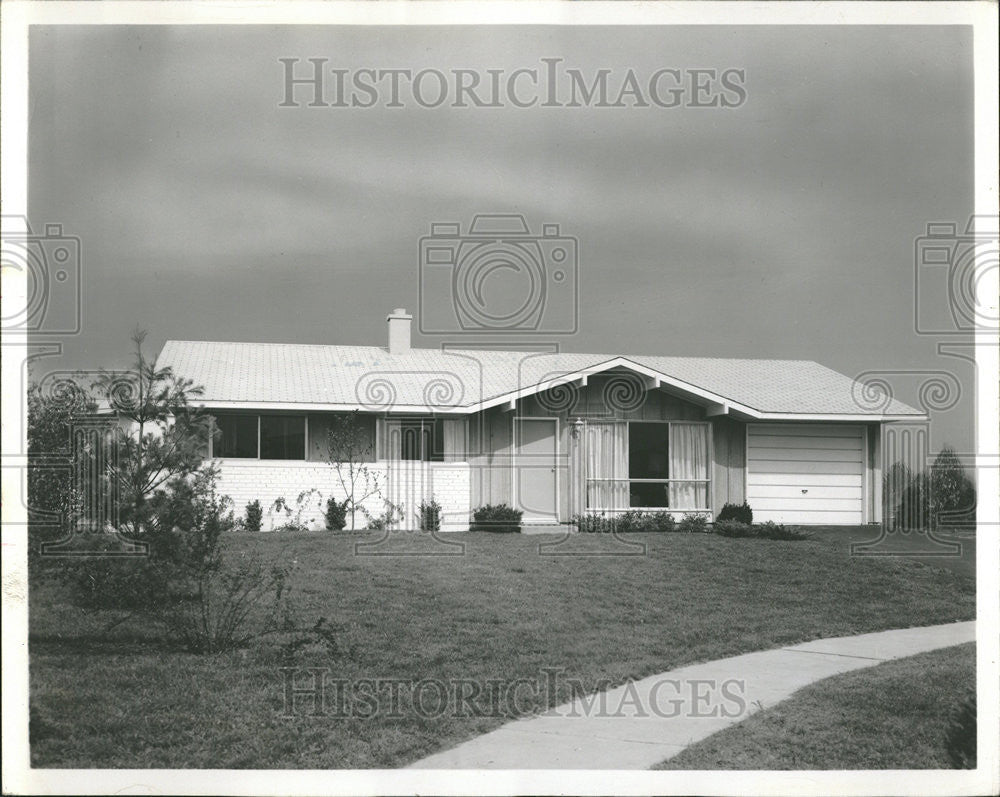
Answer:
929 447 976 530
94 328 212 538
883 461 913 530
887 448 976 532
325 411 383 531
51 329 334 655
894 470 931 531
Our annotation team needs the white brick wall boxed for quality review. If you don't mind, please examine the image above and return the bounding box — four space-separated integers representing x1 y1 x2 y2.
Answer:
384 462 471 532
213 459 470 532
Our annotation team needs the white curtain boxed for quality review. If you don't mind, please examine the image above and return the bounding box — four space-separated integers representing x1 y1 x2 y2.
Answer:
382 419 402 460
669 423 709 509
585 422 628 511
442 419 467 462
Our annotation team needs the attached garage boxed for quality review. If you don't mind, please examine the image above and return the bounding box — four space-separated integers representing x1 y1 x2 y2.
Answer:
746 423 866 525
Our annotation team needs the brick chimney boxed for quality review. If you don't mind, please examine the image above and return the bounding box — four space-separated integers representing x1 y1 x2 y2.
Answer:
386 308 412 354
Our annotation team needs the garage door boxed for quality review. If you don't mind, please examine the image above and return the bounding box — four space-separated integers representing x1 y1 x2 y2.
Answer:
746 424 865 525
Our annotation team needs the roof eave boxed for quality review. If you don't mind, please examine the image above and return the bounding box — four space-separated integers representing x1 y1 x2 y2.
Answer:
474 356 765 417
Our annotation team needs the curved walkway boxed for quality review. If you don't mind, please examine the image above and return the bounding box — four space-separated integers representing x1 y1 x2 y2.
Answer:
408 621 975 769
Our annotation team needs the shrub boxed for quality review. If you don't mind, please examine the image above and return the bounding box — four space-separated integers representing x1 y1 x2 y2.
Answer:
572 514 613 533
58 469 334 654
712 520 809 540
883 461 913 530
366 501 405 531
244 500 263 533
717 501 753 525
713 519 755 538
930 447 976 531
677 513 710 534
887 447 977 532
269 489 323 532
325 497 347 531
894 471 931 531
470 503 523 533
624 511 676 533
572 511 675 534
61 535 175 613
159 551 297 654
63 468 233 611
754 520 810 540
945 691 976 769
419 498 442 532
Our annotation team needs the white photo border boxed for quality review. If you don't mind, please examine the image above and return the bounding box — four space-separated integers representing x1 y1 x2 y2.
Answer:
1 2 997 796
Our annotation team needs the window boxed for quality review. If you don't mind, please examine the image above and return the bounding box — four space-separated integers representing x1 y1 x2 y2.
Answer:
388 418 444 461
382 418 469 462
666 422 710 510
629 423 670 507
214 414 258 458
260 415 305 460
212 413 305 460
585 421 709 511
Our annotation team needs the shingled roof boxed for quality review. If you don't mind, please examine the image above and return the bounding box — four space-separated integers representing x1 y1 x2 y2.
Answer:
156 340 923 420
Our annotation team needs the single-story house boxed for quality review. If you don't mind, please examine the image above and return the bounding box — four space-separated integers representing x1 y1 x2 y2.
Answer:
156 309 924 531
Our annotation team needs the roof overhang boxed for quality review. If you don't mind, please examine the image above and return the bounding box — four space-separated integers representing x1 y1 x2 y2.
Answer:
193 356 927 423
747 412 929 423
198 400 472 415
472 357 925 422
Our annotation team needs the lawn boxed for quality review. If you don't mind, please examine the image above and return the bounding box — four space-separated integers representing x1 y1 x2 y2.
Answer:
657 642 976 769
806 525 976 579
29 527 975 768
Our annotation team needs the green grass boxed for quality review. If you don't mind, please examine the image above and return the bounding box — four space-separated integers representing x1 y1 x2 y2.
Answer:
29 528 975 768
656 642 976 769
806 525 976 579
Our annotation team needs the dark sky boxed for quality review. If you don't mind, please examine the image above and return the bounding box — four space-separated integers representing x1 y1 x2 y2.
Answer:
28 24 975 454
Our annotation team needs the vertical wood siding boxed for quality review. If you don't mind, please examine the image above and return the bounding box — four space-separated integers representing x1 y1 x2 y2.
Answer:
468 406 513 509
711 416 747 514
470 375 713 517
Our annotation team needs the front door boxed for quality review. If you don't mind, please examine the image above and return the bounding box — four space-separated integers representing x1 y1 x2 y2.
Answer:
515 418 559 522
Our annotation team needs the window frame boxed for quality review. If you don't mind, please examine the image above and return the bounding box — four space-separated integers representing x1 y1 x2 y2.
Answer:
382 417 446 462
585 419 712 512
209 412 308 461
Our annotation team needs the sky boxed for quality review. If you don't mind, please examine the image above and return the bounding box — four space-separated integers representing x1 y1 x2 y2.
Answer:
27 24 975 455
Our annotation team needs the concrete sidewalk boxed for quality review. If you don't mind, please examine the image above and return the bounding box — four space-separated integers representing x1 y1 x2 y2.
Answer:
408 620 975 770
